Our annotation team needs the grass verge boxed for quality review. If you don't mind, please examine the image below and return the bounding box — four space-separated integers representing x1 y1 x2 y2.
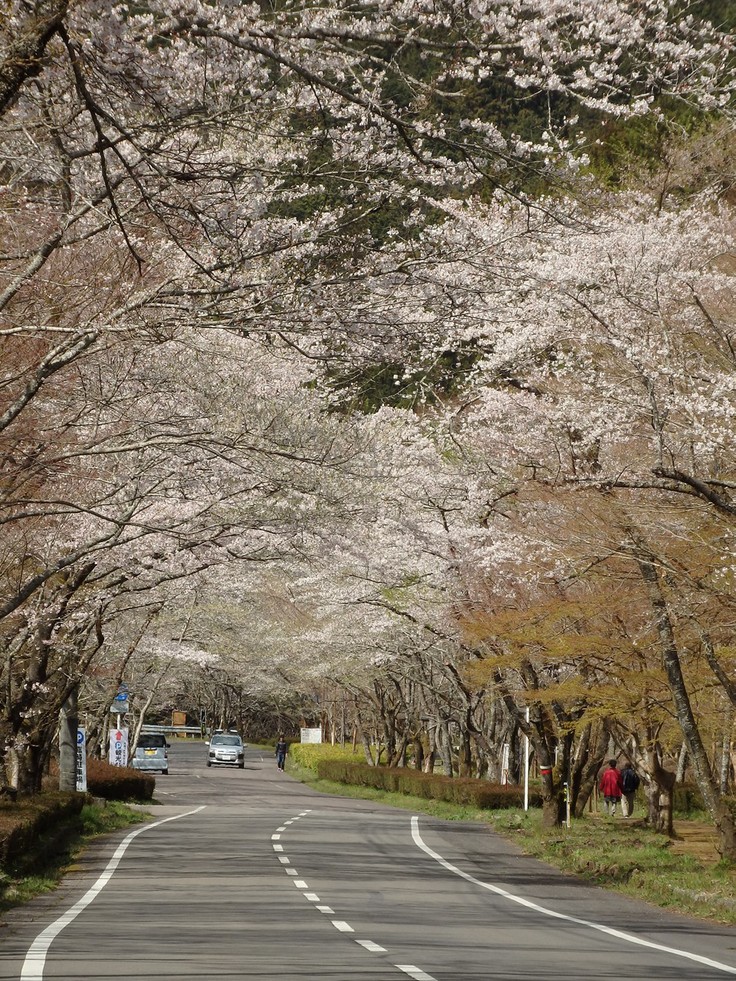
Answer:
0 800 149 914
287 762 736 925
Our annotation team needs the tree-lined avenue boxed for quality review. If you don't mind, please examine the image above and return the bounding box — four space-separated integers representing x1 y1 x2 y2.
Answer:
1 743 735 980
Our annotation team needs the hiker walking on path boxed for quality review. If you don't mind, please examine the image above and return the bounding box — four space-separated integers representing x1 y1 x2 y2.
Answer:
599 759 623 816
620 760 640 817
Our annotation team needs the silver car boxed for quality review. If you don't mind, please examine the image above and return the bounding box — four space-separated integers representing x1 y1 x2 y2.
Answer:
207 732 245 768
131 733 169 774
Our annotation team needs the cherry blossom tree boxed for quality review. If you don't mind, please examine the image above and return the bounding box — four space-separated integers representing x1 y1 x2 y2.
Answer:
416 188 736 846
0 328 385 790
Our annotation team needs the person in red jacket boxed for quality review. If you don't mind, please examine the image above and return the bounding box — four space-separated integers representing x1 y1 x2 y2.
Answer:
599 759 624 816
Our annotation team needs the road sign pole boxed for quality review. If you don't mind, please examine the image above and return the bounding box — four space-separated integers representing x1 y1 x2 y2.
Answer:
523 707 530 812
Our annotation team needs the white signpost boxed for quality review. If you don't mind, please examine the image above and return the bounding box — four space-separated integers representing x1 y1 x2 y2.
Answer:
300 727 322 744
109 727 129 767
76 727 88 792
501 742 510 785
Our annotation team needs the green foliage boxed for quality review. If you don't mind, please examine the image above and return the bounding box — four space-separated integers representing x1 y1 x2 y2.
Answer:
288 745 540 808
491 809 736 923
692 0 736 30
79 800 148 836
316 760 542 810
288 742 363 773
326 346 484 414
674 783 706 816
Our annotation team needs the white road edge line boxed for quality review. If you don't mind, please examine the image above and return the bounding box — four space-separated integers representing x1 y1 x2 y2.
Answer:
411 815 736 976
21 805 206 981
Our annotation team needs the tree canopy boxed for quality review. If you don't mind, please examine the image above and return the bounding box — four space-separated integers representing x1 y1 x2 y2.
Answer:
2 0 736 851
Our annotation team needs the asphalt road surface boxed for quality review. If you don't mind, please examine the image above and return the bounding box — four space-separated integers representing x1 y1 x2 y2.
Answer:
1 741 735 981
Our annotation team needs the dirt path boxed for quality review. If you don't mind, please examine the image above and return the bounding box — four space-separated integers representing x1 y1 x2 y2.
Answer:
671 820 721 863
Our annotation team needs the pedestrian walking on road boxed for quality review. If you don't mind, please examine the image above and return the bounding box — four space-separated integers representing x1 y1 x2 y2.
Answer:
275 735 288 771
599 759 623 816
620 760 640 817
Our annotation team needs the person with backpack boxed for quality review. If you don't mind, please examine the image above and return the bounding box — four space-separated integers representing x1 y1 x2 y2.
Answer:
621 760 641 817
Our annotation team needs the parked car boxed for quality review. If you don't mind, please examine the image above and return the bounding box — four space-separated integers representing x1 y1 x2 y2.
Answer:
207 731 245 768
131 732 169 774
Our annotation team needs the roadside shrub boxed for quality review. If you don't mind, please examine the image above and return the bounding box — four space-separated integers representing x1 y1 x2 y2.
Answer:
85 759 155 801
315 759 541 810
0 792 86 872
289 743 364 774
46 758 155 801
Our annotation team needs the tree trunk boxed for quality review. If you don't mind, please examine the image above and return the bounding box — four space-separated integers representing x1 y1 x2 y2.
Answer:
16 741 44 795
540 766 562 828
636 551 736 860
645 750 676 835
572 722 608 818
675 742 688 783
458 725 472 777
720 707 733 793
439 723 454 777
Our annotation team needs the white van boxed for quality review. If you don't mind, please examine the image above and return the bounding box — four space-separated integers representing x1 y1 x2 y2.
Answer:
131 732 169 774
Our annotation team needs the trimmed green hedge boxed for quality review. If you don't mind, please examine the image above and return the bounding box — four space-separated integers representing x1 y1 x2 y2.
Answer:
289 743 365 773
315 759 541 810
85 759 155 801
46 758 155 801
0 792 86 873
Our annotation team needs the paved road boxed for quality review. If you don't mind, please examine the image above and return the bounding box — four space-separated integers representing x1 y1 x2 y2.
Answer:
1 741 736 980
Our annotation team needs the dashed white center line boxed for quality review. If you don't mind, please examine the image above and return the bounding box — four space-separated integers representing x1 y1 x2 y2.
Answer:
356 940 386 953
396 967 437 981
273 811 439 981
